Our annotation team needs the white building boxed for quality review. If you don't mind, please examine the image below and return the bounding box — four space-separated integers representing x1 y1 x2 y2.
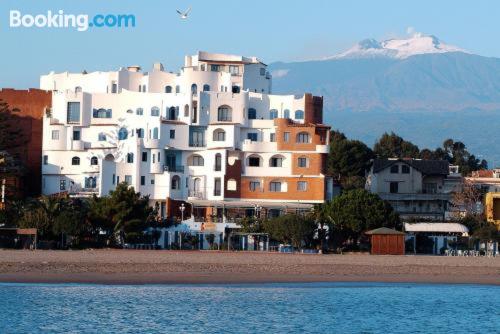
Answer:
40 51 332 222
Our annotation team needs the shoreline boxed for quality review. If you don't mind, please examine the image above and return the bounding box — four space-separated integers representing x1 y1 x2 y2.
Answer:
1 249 499 286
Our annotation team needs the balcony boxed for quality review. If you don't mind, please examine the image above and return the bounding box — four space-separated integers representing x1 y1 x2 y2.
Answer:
164 165 185 173
378 192 451 201
188 190 205 199
189 140 206 148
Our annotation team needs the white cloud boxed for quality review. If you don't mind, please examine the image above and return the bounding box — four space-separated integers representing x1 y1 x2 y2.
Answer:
271 69 289 78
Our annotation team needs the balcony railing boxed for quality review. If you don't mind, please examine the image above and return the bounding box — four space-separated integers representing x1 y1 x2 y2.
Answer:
188 190 205 199
189 140 206 147
164 165 185 173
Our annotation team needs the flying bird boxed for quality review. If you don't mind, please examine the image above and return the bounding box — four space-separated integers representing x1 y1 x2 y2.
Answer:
176 7 191 19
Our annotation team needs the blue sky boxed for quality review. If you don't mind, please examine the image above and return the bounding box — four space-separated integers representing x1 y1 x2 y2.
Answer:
1 0 499 88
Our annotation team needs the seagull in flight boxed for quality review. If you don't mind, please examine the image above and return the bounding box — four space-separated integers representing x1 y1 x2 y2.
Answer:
176 7 191 19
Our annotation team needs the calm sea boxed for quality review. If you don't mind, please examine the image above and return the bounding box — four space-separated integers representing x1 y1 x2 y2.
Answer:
0 282 498 333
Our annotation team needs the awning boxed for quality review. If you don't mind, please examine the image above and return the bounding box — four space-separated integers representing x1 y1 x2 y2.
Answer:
404 223 469 235
187 199 313 210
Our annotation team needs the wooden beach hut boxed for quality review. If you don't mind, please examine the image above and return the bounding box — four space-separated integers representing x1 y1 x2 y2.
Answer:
366 227 405 255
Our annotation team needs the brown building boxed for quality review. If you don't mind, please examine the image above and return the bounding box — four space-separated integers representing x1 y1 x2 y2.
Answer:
0 89 51 198
366 227 406 255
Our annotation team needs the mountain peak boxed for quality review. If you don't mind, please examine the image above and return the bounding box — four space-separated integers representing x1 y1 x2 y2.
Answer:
325 33 467 60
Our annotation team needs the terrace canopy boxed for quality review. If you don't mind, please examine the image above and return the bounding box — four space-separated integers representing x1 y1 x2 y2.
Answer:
404 223 469 236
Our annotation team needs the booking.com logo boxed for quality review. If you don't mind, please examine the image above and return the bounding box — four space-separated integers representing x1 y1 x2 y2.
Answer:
9 10 136 31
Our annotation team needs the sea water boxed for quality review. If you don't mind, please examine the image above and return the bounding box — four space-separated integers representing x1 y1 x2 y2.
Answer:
0 282 498 333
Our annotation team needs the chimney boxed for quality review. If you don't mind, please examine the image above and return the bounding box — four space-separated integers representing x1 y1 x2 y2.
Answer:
153 62 164 71
127 65 141 72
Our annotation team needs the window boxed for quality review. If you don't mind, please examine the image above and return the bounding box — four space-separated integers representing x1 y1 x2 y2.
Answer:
232 86 240 94
283 109 290 119
248 156 261 167
140 176 146 186
126 153 134 163
184 104 189 117
296 132 310 143
125 175 132 185
283 132 290 142
98 133 106 141
175 85 180 93
111 82 117 93
153 127 159 140
142 85 146 92
171 175 181 190
297 181 308 191
229 65 240 75
118 128 128 140
189 155 204 166
167 107 177 120
260 68 266 76
270 133 276 142
270 181 282 192
298 157 308 168
269 109 278 119
248 108 257 120
270 156 283 167
213 129 226 141
211 64 220 72
126 109 133 114
93 108 112 118
217 105 232 122
227 179 237 191
170 129 175 139
151 179 155 185
203 84 210 92
60 179 66 191
138 85 142 92
295 110 304 119
85 177 97 189
390 182 399 193
43 155 48 165
142 152 147 162
90 156 98 166
191 84 198 96
72 130 81 141
215 153 222 171
247 133 258 142
402 165 410 174
249 181 260 192
112 174 116 185
116 176 120 184
67 102 80 123
72 156 80 165
390 165 399 174
151 107 160 116
165 86 172 93
75 86 82 93
214 178 222 196
50 130 59 140
136 128 144 139
423 183 437 194
136 108 143 115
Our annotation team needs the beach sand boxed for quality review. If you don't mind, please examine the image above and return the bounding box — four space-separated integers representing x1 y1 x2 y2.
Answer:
0 249 498 285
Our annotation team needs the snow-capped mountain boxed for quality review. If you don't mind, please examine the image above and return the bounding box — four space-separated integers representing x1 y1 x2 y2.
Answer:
324 33 467 60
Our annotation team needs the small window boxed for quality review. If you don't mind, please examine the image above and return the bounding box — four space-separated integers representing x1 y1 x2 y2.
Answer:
296 132 310 143
175 85 180 93
213 129 226 141
127 153 134 163
90 156 98 166
402 165 410 174
270 133 276 142
247 133 258 142
390 165 399 174
260 68 266 76
73 130 81 141
295 110 304 119
151 106 160 116
136 108 143 115
270 156 283 167
153 128 159 140
283 109 290 119
248 108 257 120
151 179 155 185
184 104 189 117
269 181 282 192
189 155 204 166
93 108 112 118
111 82 117 93
211 64 220 72
67 102 80 123
171 175 181 190
284 132 290 142
112 174 116 185
142 152 148 162
165 86 172 93
98 133 106 141
214 178 222 196
136 128 144 139
126 109 133 114
390 182 399 193
232 86 240 94
269 109 278 119
75 86 82 93
71 156 80 165
43 155 48 165
217 106 232 122
170 129 175 139
227 179 237 191
297 181 308 191
249 181 260 192
229 65 240 75
125 175 132 185
203 84 210 92
118 128 128 140
298 157 308 168
51 130 59 140
140 176 146 186
248 156 261 167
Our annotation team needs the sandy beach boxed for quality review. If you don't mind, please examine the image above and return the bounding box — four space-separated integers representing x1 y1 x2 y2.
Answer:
0 249 498 285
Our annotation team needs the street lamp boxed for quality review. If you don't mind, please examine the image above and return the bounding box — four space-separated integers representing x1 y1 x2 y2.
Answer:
180 203 185 221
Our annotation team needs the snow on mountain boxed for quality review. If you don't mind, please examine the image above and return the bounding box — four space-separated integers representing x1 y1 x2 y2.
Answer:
324 33 467 60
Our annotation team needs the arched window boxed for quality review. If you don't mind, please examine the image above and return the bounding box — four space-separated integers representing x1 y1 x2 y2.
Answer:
184 104 189 117
191 83 198 96
93 108 112 118
126 109 133 114
118 128 128 140
165 85 172 93
75 86 82 93
214 153 222 171
295 110 304 119
298 156 309 168
151 106 160 116
269 155 284 167
283 109 290 119
203 84 210 92
247 154 262 167
213 128 226 141
188 154 204 166
217 105 232 122
175 85 180 93
171 175 181 190
232 86 240 94
90 156 98 166
269 109 278 119
71 156 80 165
153 127 159 140
296 132 310 143
168 106 177 120
127 153 134 163
248 108 257 120
104 154 115 161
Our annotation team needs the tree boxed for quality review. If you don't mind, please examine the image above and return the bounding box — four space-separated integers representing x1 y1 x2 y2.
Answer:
373 132 420 159
440 139 487 175
52 198 89 247
323 189 400 247
263 214 317 249
328 130 373 189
